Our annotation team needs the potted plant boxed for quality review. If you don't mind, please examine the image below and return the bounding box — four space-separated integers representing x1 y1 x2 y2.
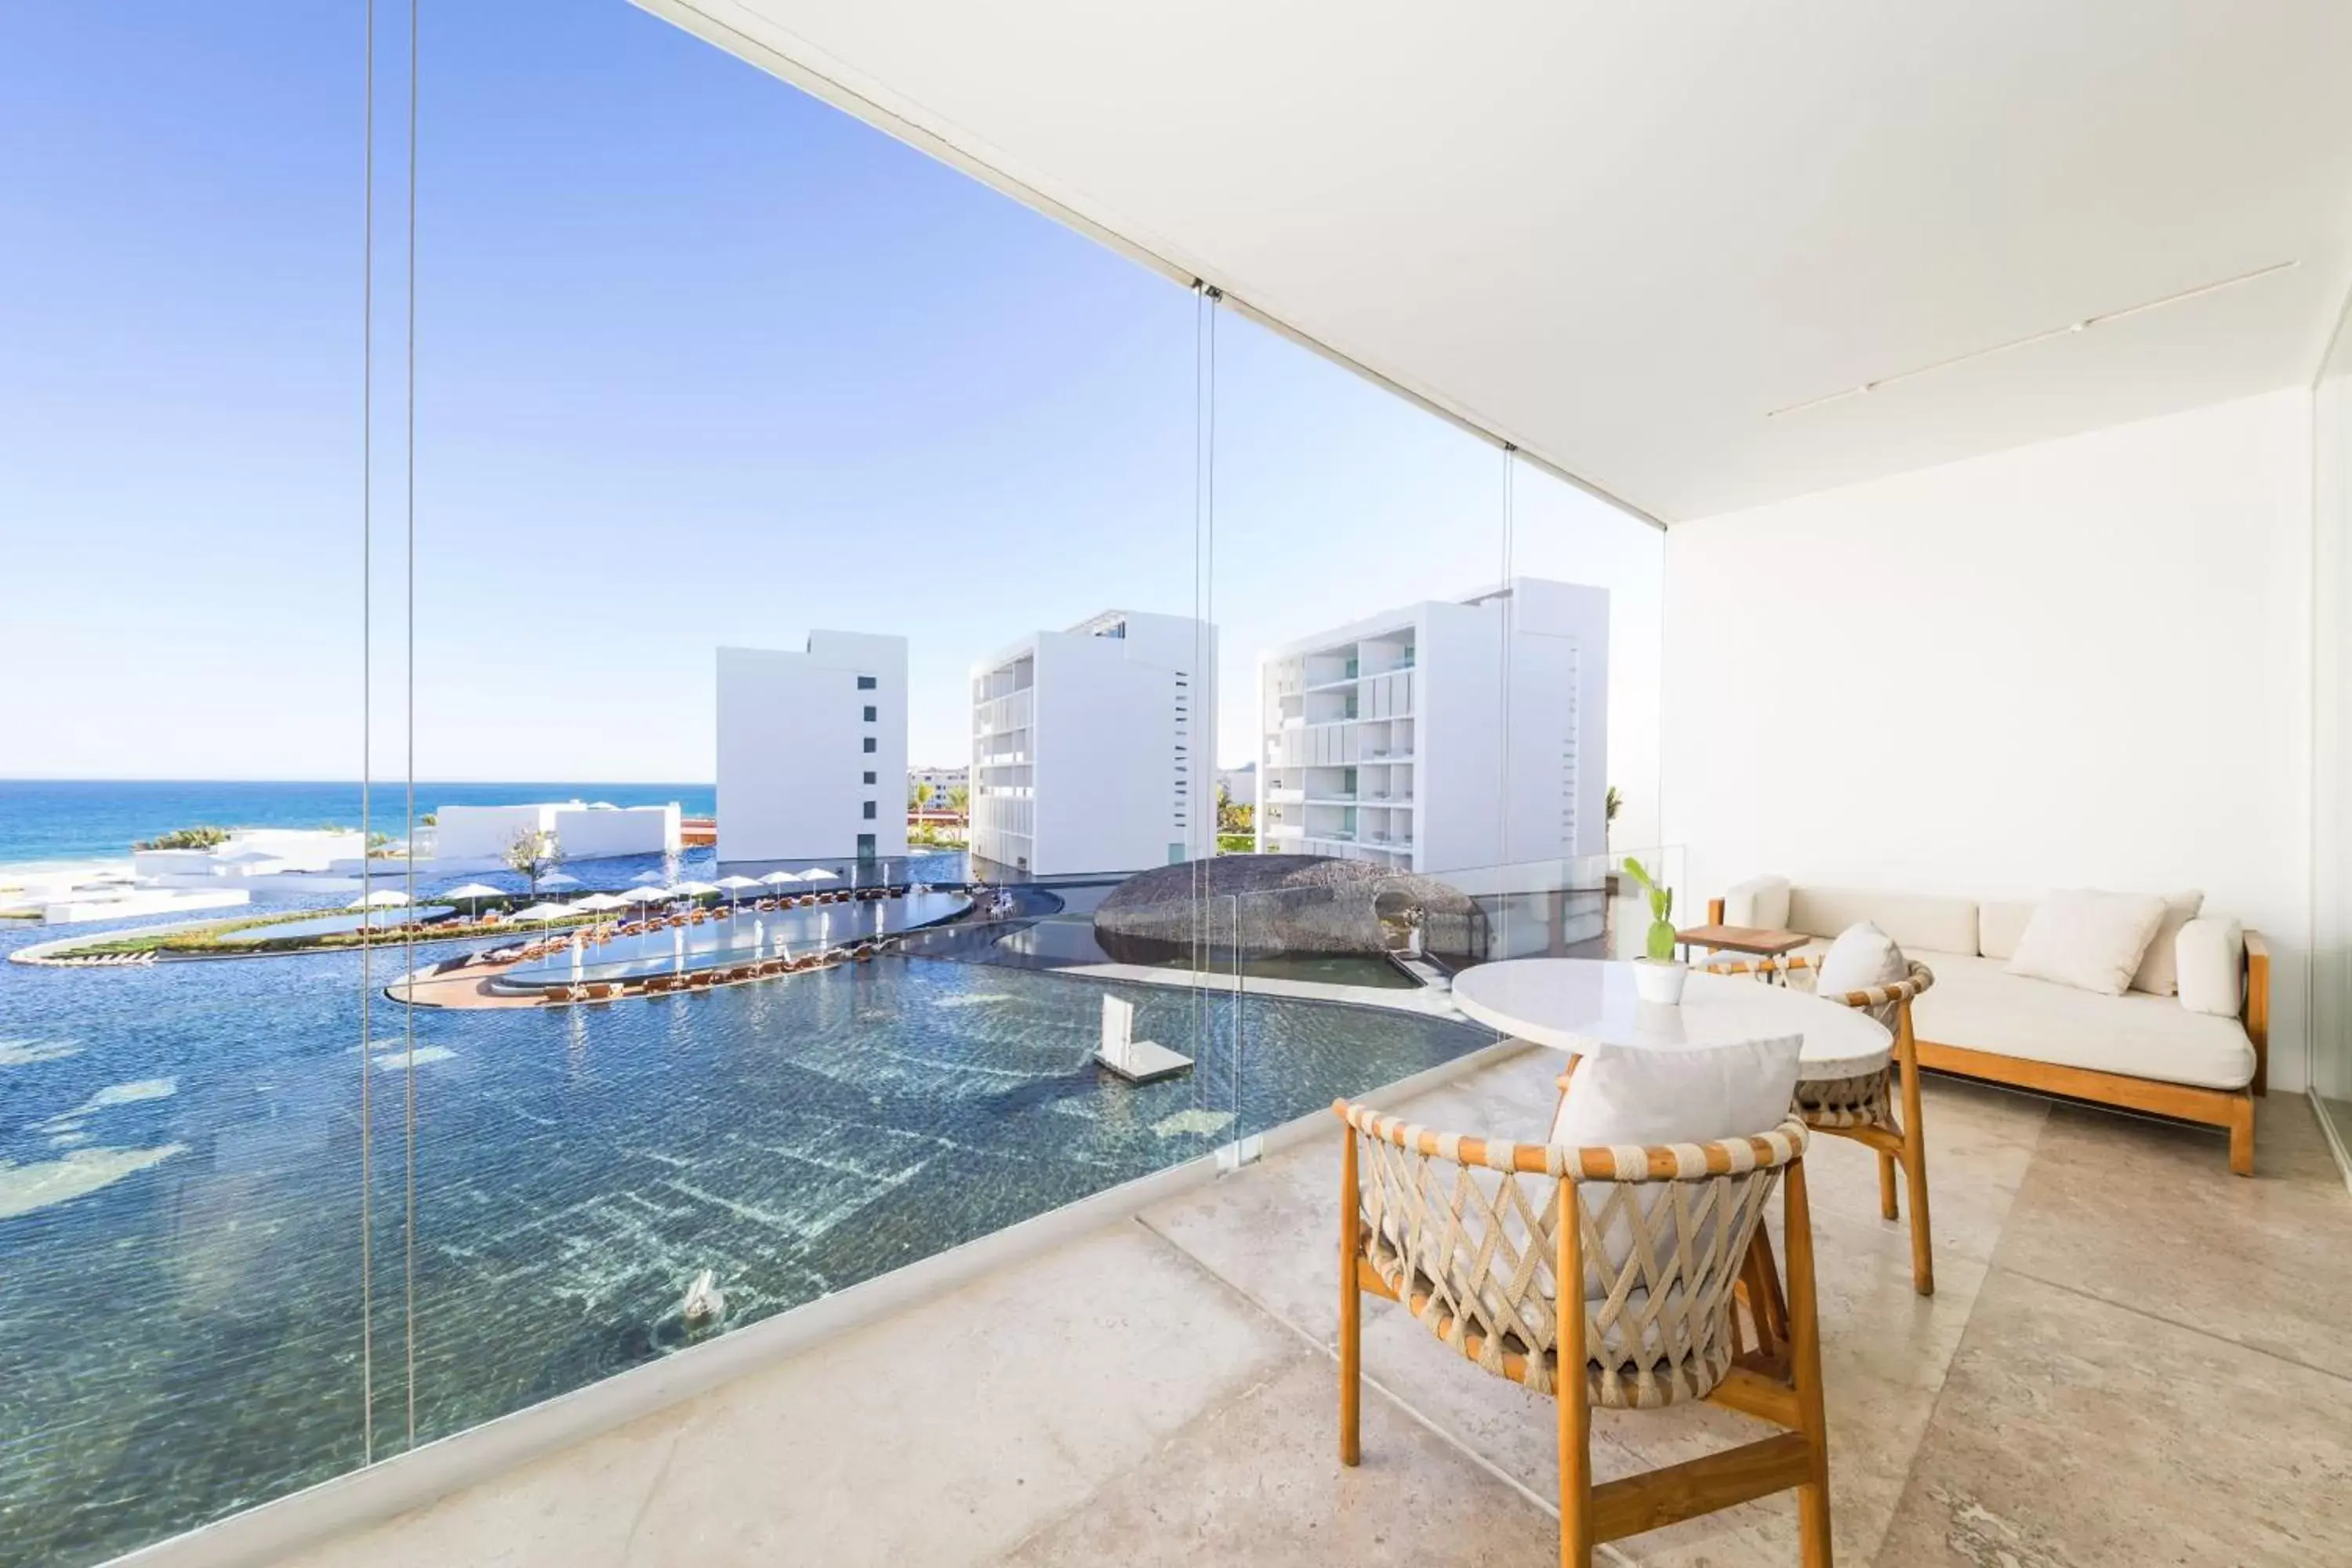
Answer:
1621 855 1686 1004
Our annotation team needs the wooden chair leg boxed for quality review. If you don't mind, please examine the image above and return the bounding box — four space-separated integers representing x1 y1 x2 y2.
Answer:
1783 1160 1835 1568
1896 1011 1934 1296
1557 1175 1594 1567
1339 1129 1363 1467
1744 1225 1791 1356
1876 1151 1899 1221
2228 1093 2255 1177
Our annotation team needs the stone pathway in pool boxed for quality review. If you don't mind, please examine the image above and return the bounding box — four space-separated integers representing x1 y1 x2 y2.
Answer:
259 1053 2351 1568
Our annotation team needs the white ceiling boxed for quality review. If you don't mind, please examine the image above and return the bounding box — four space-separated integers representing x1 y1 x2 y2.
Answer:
638 0 2352 524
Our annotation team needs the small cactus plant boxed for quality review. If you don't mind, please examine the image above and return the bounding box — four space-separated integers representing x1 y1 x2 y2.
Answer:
1621 856 1677 963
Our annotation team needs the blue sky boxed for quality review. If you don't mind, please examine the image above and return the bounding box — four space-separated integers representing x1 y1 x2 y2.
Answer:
0 1 1658 786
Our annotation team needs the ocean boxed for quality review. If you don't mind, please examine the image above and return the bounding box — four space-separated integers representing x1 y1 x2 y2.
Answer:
0 780 718 869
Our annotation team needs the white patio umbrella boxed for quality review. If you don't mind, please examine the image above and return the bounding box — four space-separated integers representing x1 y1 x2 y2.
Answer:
347 889 412 910
670 880 719 900
571 893 630 934
760 870 801 887
540 872 581 891
445 881 505 918
632 869 667 885
801 867 839 883
715 874 760 908
510 901 572 933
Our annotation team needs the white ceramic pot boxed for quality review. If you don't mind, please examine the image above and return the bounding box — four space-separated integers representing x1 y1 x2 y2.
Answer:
1633 958 1689 1006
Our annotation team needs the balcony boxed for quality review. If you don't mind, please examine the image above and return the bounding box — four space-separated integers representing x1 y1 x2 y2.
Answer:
284 1057 2343 1567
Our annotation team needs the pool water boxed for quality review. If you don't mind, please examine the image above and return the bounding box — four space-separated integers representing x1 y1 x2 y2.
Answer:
498 891 972 987
0 914 1490 1568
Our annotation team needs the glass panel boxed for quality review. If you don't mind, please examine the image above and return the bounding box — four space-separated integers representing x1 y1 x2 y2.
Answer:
387 0 1226 1461
0 5 380 1563
2313 282 2352 1164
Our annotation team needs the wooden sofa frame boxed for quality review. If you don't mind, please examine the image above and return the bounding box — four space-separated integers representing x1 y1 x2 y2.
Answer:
1708 899 2269 1176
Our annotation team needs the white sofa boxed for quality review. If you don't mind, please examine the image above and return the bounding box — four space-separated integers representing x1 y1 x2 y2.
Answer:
1710 880 2269 1174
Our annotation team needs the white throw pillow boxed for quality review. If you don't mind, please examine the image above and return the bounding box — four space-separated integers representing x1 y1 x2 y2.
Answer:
1812 922 1907 1025
2129 891 2205 996
1550 1036 1803 1151
1721 874 1791 931
2175 916 2244 1017
2005 890 2169 996
1548 1035 1799 1352
1813 921 1906 995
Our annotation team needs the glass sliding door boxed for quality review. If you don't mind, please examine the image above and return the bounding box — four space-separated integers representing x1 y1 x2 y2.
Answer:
0 5 386 1563
387 0 1222 1457
2312 286 2352 1175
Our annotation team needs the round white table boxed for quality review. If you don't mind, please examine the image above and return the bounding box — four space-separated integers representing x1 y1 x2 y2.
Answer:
1450 958 1890 1081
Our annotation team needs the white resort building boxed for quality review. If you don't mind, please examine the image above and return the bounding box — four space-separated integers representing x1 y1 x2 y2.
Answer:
1256 577 1610 873
431 803 682 866
969 609 1215 877
717 633 910 865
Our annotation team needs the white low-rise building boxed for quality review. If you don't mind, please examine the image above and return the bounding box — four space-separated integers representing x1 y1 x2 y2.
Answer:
971 610 1215 877
431 802 681 866
132 828 372 887
1255 578 1609 874
717 633 910 865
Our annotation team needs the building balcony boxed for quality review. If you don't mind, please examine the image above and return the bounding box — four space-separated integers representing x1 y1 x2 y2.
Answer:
244 1048 2343 1568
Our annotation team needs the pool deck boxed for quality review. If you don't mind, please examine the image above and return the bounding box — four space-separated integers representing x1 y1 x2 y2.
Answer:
387 956 545 1009
252 1049 2352 1568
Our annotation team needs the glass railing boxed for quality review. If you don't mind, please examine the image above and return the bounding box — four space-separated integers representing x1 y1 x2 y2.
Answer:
1213 845 1692 1152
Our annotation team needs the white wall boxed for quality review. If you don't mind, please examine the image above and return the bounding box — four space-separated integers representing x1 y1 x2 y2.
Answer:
551 804 681 861
433 804 557 863
717 634 909 864
1663 390 2313 1088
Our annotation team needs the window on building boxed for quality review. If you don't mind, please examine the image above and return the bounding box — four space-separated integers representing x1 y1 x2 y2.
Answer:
863 770 877 785
863 705 877 722
857 675 877 690
862 800 877 820
862 737 877 753
856 833 877 860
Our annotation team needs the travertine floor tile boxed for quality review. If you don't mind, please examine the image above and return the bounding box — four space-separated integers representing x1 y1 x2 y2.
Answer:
271 1408 688 1568
999 1352 1563 1566
1874 1266 2352 1567
1991 1094 2352 1377
619 1224 1299 1568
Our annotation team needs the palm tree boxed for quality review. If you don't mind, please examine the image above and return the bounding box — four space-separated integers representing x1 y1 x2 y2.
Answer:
946 783 970 822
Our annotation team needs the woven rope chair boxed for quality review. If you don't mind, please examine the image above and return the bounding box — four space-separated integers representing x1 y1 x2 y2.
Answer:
1335 1102 1832 1566
1704 953 1938 1296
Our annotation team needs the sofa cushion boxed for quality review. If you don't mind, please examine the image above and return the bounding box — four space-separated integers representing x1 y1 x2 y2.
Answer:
2130 891 2205 996
1788 886 1976 956
1912 952 2254 1090
2006 890 2168 996
2176 916 2245 1018
1721 874 1791 931
1976 899 2035 960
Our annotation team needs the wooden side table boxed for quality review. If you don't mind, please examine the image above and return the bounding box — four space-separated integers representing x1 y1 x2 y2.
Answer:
1674 923 1813 964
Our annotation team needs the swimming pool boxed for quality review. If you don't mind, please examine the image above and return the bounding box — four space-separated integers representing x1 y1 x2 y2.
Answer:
495 891 972 988
0 916 1492 1568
